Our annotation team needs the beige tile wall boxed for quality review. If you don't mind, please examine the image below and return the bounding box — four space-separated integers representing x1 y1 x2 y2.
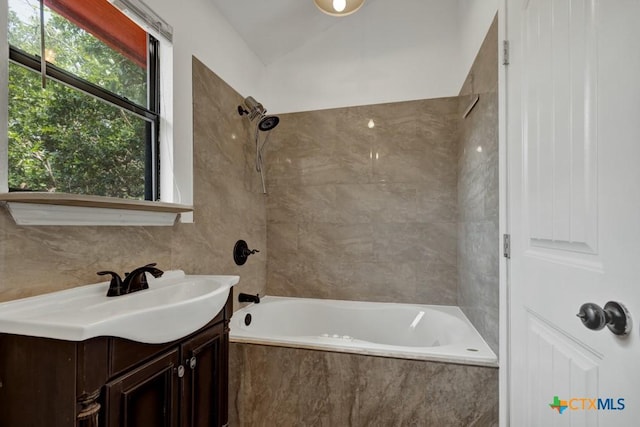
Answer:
0 57 267 303
457 15 500 354
230 343 498 426
265 98 460 304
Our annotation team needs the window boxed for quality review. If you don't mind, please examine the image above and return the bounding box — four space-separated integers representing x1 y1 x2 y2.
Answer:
7 0 161 200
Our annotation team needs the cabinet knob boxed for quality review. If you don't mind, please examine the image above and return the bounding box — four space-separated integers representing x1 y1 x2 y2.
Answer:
176 365 185 378
188 356 197 370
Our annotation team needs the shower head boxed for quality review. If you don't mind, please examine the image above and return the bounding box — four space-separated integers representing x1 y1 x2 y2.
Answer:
238 96 266 120
258 115 280 132
237 95 280 195
238 95 280 131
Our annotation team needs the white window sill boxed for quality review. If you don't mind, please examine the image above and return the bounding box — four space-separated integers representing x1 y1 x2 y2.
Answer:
0 192 193 226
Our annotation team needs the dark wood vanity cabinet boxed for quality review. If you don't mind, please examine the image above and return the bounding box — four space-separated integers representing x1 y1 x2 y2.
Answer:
0 294 232 427
180 322 228 427
105 349 181 427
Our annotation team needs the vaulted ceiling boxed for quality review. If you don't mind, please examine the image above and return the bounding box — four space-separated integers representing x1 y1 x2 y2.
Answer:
210 0 380 65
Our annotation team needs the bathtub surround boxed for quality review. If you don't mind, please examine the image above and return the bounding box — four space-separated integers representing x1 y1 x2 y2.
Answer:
265 17 499 339
230 343 498 426
262 22 499 349
236 18 501 426
266 98 460 305
457 15 499 354
0 57 266 303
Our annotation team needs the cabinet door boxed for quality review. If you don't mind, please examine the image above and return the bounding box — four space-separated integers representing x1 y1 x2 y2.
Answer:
181 323 227 427
105 349 181 427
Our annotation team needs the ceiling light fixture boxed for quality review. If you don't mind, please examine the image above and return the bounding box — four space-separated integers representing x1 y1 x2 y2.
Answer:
314 0 366 17
333 0 346 12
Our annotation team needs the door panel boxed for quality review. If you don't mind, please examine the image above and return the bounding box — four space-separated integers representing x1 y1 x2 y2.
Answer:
525 311 599 426
181 322 226 427
105 349 180 427
523 0 598 254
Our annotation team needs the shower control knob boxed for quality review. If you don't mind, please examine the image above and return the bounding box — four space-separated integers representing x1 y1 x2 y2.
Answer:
577 301 632 336
233 240 260 265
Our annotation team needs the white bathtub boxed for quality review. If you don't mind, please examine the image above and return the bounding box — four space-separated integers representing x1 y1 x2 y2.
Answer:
230 296 497 367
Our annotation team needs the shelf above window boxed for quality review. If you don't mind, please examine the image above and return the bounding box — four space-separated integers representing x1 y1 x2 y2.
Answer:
0 192 193 226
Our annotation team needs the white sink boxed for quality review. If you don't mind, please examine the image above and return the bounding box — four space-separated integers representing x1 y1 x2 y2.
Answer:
0 270 239 343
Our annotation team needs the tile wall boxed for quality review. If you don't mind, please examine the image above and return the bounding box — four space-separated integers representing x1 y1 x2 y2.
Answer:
230 343 499 426
457 15 499 354
265 98 460 304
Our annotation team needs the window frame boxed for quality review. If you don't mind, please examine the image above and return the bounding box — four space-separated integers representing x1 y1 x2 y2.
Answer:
7 1 161 201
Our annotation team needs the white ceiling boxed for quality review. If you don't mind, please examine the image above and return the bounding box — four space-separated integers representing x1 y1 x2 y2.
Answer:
210 0 377 65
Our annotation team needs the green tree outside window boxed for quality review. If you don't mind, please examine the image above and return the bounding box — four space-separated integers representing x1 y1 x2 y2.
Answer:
8 2 152 199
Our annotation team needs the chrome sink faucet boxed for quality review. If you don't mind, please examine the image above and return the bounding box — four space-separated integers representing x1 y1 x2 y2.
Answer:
98 263 164 297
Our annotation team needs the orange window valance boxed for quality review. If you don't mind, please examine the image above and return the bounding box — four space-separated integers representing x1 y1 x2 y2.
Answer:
44 0 147 68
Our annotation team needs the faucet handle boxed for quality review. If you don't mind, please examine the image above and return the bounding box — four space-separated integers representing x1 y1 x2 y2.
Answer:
97 270 122 283
98 271 124 297
233 240 260 265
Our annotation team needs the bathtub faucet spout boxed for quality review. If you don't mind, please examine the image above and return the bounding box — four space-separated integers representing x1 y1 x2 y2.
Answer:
238 293 260 304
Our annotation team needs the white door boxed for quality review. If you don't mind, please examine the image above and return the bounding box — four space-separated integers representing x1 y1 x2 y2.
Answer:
507 0 640 425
